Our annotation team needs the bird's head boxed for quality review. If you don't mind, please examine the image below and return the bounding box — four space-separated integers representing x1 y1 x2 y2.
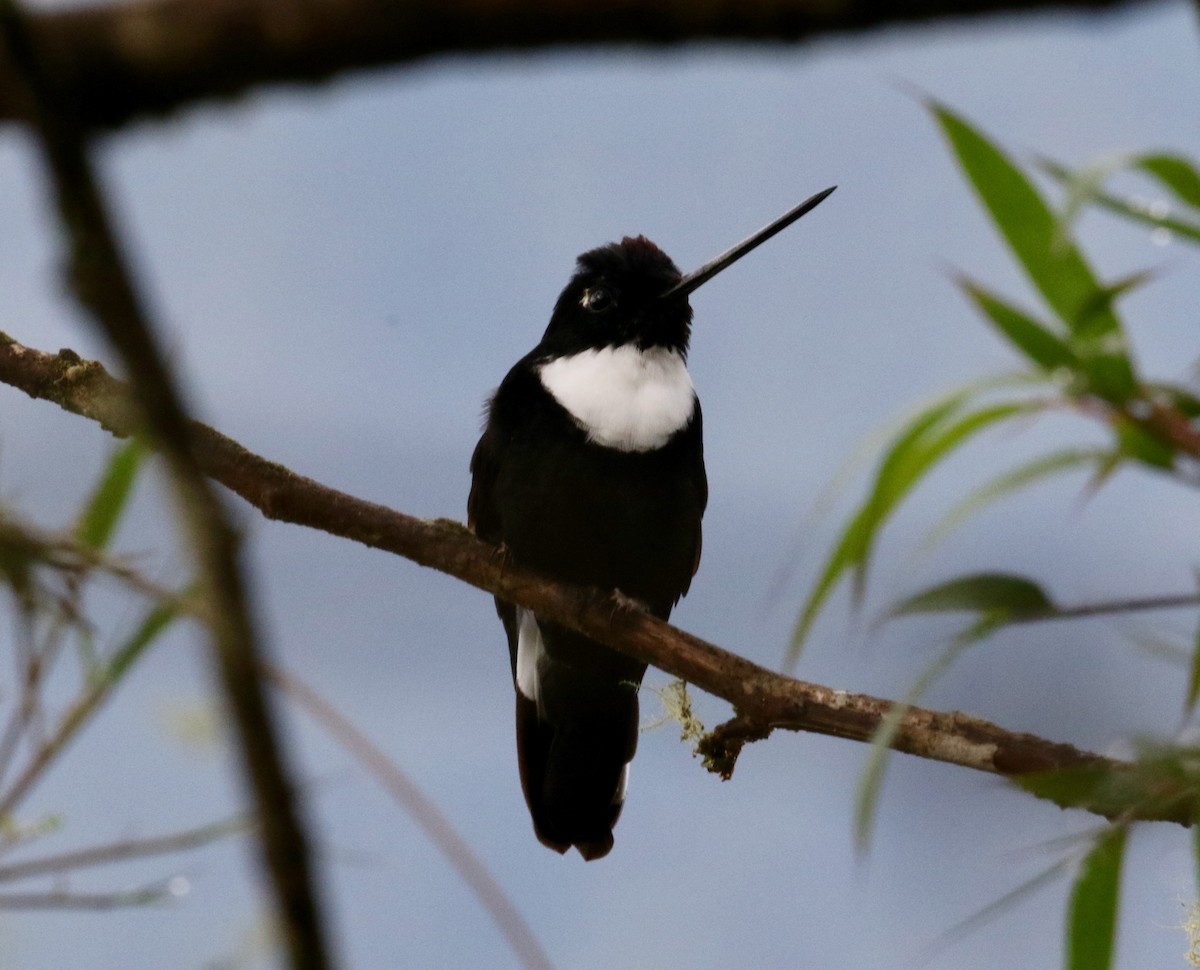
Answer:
536 185 837 361
541 236 693 358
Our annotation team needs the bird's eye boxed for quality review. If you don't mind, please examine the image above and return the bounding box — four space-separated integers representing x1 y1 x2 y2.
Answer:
582 287 614 313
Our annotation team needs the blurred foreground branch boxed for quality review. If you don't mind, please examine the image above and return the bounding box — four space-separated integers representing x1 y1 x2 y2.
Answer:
1 334 1191 826
0 0 1152 132
0 4 332 967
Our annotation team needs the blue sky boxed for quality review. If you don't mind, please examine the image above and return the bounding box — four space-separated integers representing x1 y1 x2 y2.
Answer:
0 3 1198 967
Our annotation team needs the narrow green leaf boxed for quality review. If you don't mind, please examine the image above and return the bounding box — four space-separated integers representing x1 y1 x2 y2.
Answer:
860 394 970 519
850 401 1035 601
1128 629 1189 667
855 618 998 850
1050 156 1125 249
1066 828 1125 970
103 599 180 686
861 401 1034 575
75 440 145 552
1113 417 1176 470
1072 269 1157 346
1018 728 1199 819
789 394 1033 664
854 398 1032 569
1193 811 1200 901
1041 158 1200 245
1087 267 1155 321
956 276 1077 372
1016 764 1116 805
927 857 1073 960
1082 450 1124 497
889 572 1053 621
1136 154 1200 209
1146 382 1200 420
1187 614 1200 716
789 392 970 659
932 103 1137 401
1050 151 1200 219
933 104 1105 329
925 448 1107 550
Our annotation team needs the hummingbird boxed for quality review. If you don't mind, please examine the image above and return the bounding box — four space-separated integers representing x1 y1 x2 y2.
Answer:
469 186 835 859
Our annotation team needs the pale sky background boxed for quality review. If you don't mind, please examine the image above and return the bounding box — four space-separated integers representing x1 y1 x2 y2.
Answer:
0 3 1198 968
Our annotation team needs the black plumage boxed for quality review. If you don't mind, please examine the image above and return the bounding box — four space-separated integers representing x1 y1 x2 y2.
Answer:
468 187 834 860
470 237 707 860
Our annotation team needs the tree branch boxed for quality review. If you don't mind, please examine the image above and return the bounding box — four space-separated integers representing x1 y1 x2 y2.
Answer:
0 0 1153 132
0 333 1190 826
0 7 332 968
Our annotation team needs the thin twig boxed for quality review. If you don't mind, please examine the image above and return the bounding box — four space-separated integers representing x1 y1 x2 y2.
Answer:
0 516 207 618
0 519 200 793
0 815 249 882
0 618 161 819
0 883 172 909
0 604 45 790
0 9 332 968
265 664 555 970
1012 592 1200 624
0 335 1188 825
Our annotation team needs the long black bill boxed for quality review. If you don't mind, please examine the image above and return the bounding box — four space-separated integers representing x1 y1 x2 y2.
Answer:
661 185 836 300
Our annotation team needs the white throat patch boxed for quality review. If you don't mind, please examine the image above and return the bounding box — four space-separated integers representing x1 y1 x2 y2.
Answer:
538 345 695 453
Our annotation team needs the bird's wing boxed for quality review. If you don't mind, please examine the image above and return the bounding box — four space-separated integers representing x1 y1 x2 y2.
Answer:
468 414 501 542
469 376 523 679
680 397 708 596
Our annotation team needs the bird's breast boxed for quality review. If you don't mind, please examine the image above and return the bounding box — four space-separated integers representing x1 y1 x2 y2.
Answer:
537 344 696 453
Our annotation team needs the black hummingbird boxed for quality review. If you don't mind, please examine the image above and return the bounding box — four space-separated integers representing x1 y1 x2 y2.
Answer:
469 186 835 860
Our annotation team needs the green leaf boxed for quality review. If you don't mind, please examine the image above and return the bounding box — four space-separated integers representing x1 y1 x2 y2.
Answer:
1136 154 1200 209
1042 155 1198 251
1051 156 1124 249
1112 417 1176 470
932 103 1101 327
855 618 999 850
956 276 1078 372
1019 747 1197 821
75 440 145 552
1016 764 1117 806
789 393 1034 664
925 448 1108 550
1066 828 1125 970
1073 268 1157 339
103 599 180 686
931 103 1137 401
889 572 1053 621
790 391 968 660
1146 382 1200 420
869 401 1034 538
928 857 1073 960
1194 811 1200 901
1041 157 1200 245
1187 615 1200 716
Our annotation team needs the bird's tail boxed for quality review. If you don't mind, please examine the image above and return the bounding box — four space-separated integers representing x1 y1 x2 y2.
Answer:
516 687 638 861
